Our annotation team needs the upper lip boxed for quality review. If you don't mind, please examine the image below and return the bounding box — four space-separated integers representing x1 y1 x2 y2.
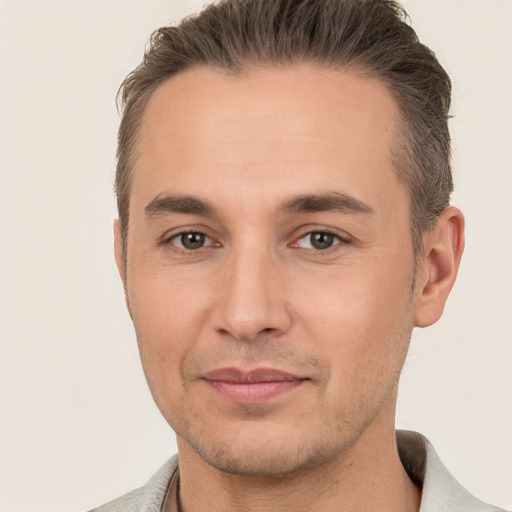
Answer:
203 367 305 383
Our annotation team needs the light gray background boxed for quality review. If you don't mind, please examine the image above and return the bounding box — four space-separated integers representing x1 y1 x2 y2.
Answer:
0 1 511 511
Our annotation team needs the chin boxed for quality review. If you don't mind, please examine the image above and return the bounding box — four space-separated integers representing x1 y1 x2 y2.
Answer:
177 420 344 477
194 441 321 477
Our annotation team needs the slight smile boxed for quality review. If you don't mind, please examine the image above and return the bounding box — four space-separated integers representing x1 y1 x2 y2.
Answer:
203 367 307 404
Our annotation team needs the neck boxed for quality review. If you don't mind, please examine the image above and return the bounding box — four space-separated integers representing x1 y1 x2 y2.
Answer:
173 416 421 512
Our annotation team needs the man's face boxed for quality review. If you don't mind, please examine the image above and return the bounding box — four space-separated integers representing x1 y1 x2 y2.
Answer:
118 64 424 476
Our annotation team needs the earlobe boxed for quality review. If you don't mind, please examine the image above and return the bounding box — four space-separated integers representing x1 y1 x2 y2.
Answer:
414 206 465 328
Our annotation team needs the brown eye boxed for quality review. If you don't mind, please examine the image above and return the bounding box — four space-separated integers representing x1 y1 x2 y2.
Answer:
296 231 340 250
171 232 210 250
182 233 205 249
310 232 335 249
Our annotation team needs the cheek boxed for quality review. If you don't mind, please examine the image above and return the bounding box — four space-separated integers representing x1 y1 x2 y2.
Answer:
128 260 209 335
293 263 415 368
126 267 211 397
291 267 415 424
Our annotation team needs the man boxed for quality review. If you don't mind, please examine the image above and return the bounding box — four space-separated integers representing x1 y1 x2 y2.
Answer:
91 0 507 510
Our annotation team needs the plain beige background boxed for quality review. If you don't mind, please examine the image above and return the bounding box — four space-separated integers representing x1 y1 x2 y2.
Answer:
0 1 511 510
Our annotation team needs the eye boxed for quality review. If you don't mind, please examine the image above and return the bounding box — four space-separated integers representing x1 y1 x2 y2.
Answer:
296 231 342 250
169 232 214 250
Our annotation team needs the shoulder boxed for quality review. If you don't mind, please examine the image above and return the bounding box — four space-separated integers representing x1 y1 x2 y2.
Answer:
87 455 179 512
88 486 145 512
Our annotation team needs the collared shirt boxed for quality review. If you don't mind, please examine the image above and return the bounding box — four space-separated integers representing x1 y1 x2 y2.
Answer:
89 430 509 512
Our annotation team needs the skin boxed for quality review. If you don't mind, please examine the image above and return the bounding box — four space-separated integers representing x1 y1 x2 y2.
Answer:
114 64 464 511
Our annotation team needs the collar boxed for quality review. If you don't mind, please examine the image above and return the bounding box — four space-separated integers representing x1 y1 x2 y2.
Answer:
396 430 504 512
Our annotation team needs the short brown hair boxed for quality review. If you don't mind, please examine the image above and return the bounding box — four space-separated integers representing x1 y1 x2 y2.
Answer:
116 0 453 255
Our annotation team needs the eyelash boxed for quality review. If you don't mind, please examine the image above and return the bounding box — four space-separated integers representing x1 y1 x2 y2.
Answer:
293 230 350 252
161 229 351 254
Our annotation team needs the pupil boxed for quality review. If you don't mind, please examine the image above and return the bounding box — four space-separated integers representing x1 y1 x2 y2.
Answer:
311 232 334 250
182 233 205 249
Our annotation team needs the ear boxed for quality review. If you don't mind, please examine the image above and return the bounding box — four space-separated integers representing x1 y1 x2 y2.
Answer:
414 206 465 328
113 219 132 316
113 219 126 284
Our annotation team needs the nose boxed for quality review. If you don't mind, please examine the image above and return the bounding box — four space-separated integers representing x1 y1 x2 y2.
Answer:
211 245 292 342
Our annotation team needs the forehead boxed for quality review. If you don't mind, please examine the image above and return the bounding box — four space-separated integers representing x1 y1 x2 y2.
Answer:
132 63 406 218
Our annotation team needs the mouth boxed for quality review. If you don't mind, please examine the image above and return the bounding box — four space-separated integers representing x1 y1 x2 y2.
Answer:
202 367 307 404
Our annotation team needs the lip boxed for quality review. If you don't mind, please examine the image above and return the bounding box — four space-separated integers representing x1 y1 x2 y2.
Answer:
203 367 306 404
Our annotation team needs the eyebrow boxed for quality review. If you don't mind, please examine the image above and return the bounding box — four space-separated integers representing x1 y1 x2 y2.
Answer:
281 192 374 215
144 191 374 219
144 195 218 217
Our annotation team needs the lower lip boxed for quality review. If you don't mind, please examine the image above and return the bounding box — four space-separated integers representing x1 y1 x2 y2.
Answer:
205 380 303 404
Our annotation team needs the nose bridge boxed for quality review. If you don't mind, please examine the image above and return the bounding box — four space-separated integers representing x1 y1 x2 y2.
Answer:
214 237 290 341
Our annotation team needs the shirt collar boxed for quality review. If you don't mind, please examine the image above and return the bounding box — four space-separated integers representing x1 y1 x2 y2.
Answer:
397 430 504 512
